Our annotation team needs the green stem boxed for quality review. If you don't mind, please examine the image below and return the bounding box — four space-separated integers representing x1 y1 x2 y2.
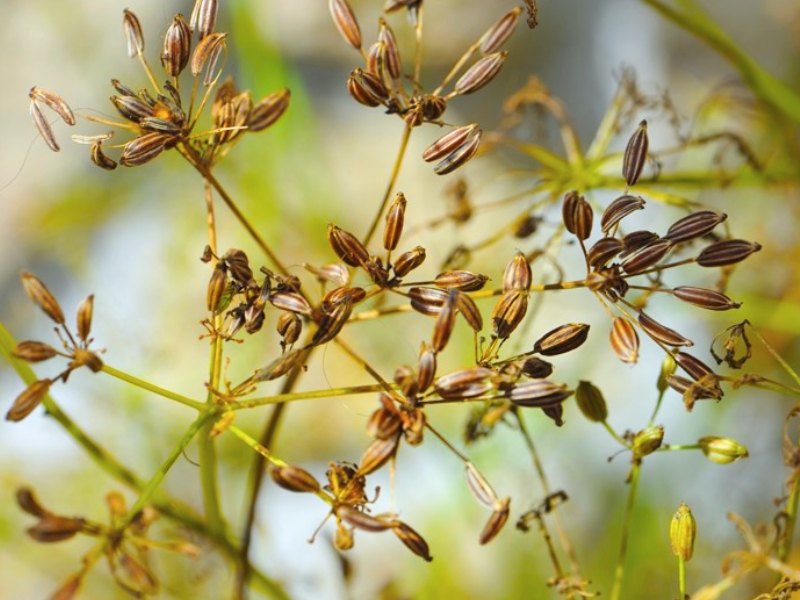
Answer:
231 383 387 410
678 556 686 599
610 463 641 600
778 462 800 562
102 364 205 411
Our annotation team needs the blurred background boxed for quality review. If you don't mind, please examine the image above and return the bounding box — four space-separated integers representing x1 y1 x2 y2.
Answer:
1 1 800 598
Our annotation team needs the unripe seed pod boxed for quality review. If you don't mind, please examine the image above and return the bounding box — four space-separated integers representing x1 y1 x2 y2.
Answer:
669 502 696 561
698 436 749 464
632 425 664 460
622 120 648 187
575 380 608 422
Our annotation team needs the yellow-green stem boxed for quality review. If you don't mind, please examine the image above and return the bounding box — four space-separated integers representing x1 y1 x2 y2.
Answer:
610 462 641 600
102 364 205 411
678 556 687 599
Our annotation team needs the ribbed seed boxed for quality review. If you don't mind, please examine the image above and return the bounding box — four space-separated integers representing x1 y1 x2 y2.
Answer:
453 290 483 332
587 237 625 269
190 0 218 40
76 294 94 342
327 224 370 267
21 271 65 324
323 286 366 306
601 195 646 234
423 124 479 163
312 296 353 345
480 7 522 53
465 462 498 509
383 193 406 251
431 291 457 352
347 68 389 107
206 264 227 313
433 132 482 175
609 317 639 364
90 143 117 170
696 239 761 267
27 515 85 543
409 286 448 317
247 89 290 132
190 32 227 78
638 311 693 347
338 505 394 532
269 292 313 316
276 313 302 347
620 238 673 274
622 120 648 187
392 522 432 562
434 270 488 292
111 94 153 122
502 251 532 292
454 51 508 95
665 210 727 244
358 437 399 475
120 132 171 167
533 323 590 356
620 230 659 256
672 286 741 311
222 249 253 284
122 9 144 57
492 290 528 339
417 343 437 392
16 487 50 518
12 341 59 363
479 497 510 545
562 191 593 240
329 0 362 50
162 14 191 77
7 379 52 422
434 367 494 399
669 502 696 561
575 380 608 422
29 88 75 126
29 101 59 152
506 380 573 408
270 465 321 493
674 352 714 382
254 349 304 381
378 18 402 78
520 357 553 379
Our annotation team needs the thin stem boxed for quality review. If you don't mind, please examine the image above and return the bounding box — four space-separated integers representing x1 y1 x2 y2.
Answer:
678 556 687 600
231 383 387 410
778 457 800 563
610 462 641 600
101 364 205 411
362 123 413 248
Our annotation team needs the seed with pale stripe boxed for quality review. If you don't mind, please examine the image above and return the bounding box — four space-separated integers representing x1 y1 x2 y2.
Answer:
454 51 508 95
383 193 406 251
533 323 590 356
27 515 85 543
122 9 144 57
609 317 639 364
269 292 313 316
29 88 75 126
672 286 741 311
521 357 553 379
434 367 494 399
21 272 64 324
29 101 59 152
329 0 362 50
409 287 448 317
502 251 532 293
696 239 761 267
6 379 52 422
601 195 645 233
417 343 437 393
16 487 50 518
338 505 394 532
506 380 573 408
190 0 218 40
621 230 659 256
433 132 482 175
90 143 117 170
327 224 370 267
674 352 714 382
480 7 522 54
575 381 607 422
12 341 59 363
378 18 402 78
120 132 171 167
313 297 353 345
348 68 388 107
465 462 498 509
588 237 625 269
620 238 673 274
453 290 483 332
665 210 727 244
638 311 693 347
270 466 321 493
276 312 302 346
76 294 94 342
434 270 488 291
162 14 192 77
111 94 152 122
431 291 457 352
254 349 304 381
492 290 528 339
622 120 648 187
479 497 510 545
248 89 291 132
562 191 593 240
393 522 432 562
190 32 227 78
358 437 399 475
423 124 479 163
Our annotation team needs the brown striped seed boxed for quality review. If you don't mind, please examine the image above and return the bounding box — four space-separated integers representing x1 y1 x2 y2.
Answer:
90 143 117 170
671 286 741 311
434 367 494 399
29 101 59 152
533 323 590 356
696 239 761 267
620 238 673 274
520 357 554 379
431 291 457 352
21 272 65 324
674 352 714 382
465 462 498 509
666 374 722 402
479 497 510 545
587 237 625 269
358 437 399 475
383 193 406 251
276 312 302 348
502 251 532 293
111 94 153 122
378 18 402 79
620 230 659 256
327 224 370 267
575 380 607 422
638 311 693 347
323 286 366 306
222 249 253 284
367 397 402 440
601 195 646 234
16 488 50 518
190 0 218 40
562 191 593 240
190 32 227 79
29 88 75 126
480 7 522 54
6 379 52 422
12 341 59 363
409 286 449 317
394 246 427 277
506 380 573 408
254 349 304 381
248 89 291 132
609 317 639 364
402 409 426 446
665 210 727 244
417 343 437 393
120 132 172 167
622 120 648 187
269 291 313 316
434 270 488 291
337 505 394 532
122 9 145 57
76 294 94 342
312 296 353 345
270 465 321 493
329 0 362 50
27 515 85 543
454 51 508 95
392 521 432 562
366 41 387 80
433 131 482 175
206 263 228 313
347 68 389 108
453 290 483 332
162 14 192 77
423 124 480 163
492 290 528 339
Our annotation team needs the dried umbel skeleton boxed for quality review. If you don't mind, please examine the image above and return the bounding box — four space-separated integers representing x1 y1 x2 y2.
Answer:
8 1 795 599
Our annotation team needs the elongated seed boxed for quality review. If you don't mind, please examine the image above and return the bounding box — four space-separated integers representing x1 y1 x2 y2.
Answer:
453 290 483 332
76 294 94 342
638 311 693 347
674 352 714 381
502 251 531 293
7 379 52 422
492 290 528 339
162 14 192 77
433 131 482 175
434 270 488 291
479 497 510 545
248 89 291 132
120 132 171 167
465 462 498 509
601 195 645 234
620 230 659 256
254 350 304 381
270 465 321 493
122 9 144 57
575 381 608 422
90 143 117 170
431 291 457 352
671 286 741 311
378 18 402 78
622 120 648 187
191 32 227 78
533 323 590 356
21 272 64 324
383 193 406 251
111 94 153 122
562 191 593 240
620 238 673 274
423 124 479 163
337 505 394 532
665 210 727 244
434 367 494 399
480 7 522 54
696 239 761 267
392 522 432 562
454 51 508 95
30 100 60 152
506 380 573 407
327 224 370 267
587 237 625 269
29 88 75 126
329 0 362 50
358 437 399 475
269 292 313 316
417 342 437 392
313 297 353 345
609 317 639 364
190 0 218 40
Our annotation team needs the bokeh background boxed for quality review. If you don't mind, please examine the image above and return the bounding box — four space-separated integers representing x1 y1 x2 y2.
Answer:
1 1 800 598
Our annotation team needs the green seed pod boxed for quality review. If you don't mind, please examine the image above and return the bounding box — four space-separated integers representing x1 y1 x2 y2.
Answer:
575 381 608 423
669 502 696 561
698 436 749 465
632 425 664 460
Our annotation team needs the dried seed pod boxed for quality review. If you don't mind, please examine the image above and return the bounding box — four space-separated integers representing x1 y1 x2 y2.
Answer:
21 271 65 324
315 263 350 287
431 291 457 352
638 311 693 347
12 341 59 363
453 290 483 332
502 251 532 293
666 374 722 405
76 294 94 343
6 379 52 421
313 297 353 345
247 88 291 132
276 312 302 347
90 143 117 170
327 224 370 267
254 349 304 381
16 487 51 518
329 0 362 50
533 323 590 356
575 380 607 422
434 270 488 292
513 215 541 238
222 249 253 284
562 191 593 241
587 237 625 269
270 465 321 493
29 100 60 152
465 462 498 509
491 290 528 339
696 239 761 267
140 116 182 135
698 436 749 464
454 51 508 95
671 286 741 311
520 357 553 379
367 397 402 440
433 131 482 175
383 193 406 251
422 124 479 163
347 68 388 107
506 380 573 408
111 94 153 122
27 515 85 543
434 367 494 399
665 210 727 244
378 18 402 79
620 230 659 256
206 263 228 313
29 88 75 126
392 522 432 562
162 14 192 77
358 437 400 475
122 9 145 57
190 32 227 79
601 195 646 234
72 131 115 145
609 317 639 364
480 7 522 53
337 505 394 532
120 132 171 167
669 502 696 561
409 286 448 317
402 409 426 446
622 120 648 187
417 342 437 393
323 286 366 306
620 238 673 275
674 352 715 382
479 497 510 545
190 0 218 40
